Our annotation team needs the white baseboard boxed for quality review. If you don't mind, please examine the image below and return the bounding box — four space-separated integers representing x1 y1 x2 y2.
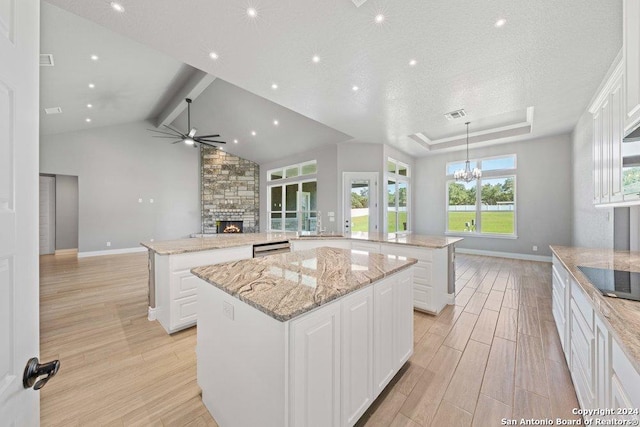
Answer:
78 246 148 258
148 306 157 321
455 248 552 263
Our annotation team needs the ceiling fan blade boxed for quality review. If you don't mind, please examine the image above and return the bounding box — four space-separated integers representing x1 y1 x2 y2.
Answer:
197 141 222 148
171 140 184 144
196 134 220 138
153 135 182 139
196 138 226 144
148 128 181 137
163 124 186 137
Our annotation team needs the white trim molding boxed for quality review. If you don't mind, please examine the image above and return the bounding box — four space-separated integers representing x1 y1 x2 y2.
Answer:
455 248 551 263
78 246 148 258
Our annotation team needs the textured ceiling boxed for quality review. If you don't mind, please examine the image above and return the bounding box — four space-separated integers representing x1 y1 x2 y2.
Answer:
44 0 622 155
39 2 190 136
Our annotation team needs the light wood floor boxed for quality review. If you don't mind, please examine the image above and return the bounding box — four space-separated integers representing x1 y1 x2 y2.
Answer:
40 253 579 426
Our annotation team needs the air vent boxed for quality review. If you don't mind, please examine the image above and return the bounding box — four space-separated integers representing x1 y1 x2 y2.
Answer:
44 107 62 115
351 0 368 7
444 109 466 120
40 54 54 66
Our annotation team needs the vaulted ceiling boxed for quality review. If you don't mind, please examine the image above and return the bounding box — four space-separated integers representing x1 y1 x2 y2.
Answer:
43 0 622 158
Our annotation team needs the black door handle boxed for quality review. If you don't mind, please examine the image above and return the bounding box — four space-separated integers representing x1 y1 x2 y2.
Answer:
23 357 60 390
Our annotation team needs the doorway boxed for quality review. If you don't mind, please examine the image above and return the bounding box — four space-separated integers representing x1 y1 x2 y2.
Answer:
38 174 79 255
343 172 378 234
39 176 56 254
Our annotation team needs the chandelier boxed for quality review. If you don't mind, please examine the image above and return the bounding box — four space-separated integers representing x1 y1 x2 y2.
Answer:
454 121 482 182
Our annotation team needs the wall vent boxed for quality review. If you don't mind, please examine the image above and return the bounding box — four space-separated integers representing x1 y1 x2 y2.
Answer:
351 0 369 7
444 109 466 120
40 54 54 66
44 107 62 115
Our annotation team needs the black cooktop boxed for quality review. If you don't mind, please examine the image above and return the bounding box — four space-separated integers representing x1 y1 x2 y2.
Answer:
577 266 640 302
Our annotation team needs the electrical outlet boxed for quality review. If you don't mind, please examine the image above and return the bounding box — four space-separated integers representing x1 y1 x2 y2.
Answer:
223 301 234 320
329 217 335 222
106 241 111 247
532 245 538 252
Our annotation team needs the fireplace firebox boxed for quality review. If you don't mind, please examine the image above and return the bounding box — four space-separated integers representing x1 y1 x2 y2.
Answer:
216 220 243 233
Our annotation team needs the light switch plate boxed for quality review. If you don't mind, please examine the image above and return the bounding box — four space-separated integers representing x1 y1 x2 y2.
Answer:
223 301 234 320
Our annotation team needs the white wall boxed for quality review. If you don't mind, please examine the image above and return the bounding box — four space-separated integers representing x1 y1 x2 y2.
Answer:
571 110 614 248
40 120 200 252
413 134 573 258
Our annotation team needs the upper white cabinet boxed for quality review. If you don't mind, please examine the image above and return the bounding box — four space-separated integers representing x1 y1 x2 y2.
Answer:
625 0 640 132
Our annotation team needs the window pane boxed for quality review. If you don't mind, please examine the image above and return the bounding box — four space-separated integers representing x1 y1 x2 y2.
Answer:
285 213 298 231
387 160 396 174
398 164 408 176
623 166 640 195
285 167 299 179
270 186 282 211
482 156 515 171
285 184 298 211
301 162 317 175
301 212 317 232
270 213 282 230
351 180 370 233
388 179 397 233
480 177 515 234
398 181 408 231
270 169 283 180
301 181 317 211
447 181 477 232
447 161 478 176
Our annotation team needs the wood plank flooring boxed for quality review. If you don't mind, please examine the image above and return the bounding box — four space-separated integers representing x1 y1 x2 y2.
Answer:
39 253 580 426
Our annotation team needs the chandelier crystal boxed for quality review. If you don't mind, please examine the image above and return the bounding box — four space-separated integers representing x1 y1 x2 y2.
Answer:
454 122 482 183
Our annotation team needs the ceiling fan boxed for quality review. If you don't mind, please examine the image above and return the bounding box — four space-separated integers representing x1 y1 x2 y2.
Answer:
148 98 226 148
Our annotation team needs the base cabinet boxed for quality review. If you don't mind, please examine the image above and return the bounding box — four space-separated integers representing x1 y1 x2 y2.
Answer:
197 268 414 427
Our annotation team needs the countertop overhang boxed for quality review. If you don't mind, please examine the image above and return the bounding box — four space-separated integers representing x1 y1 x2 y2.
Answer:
191 247 418 321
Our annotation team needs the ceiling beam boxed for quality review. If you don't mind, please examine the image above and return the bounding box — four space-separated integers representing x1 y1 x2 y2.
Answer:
154 69 216 128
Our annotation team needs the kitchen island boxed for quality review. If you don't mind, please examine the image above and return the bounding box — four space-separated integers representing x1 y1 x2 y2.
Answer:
191 247 417 427
142 232 460 334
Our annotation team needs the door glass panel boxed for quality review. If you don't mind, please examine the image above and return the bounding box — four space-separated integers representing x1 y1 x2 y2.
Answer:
398 181 407 231
350 180 370 232
285 213 298 231
387 179 397 233
285 184 298 211
301 212 317 232
270 213 282 230
270 186 282 211
301 181 317 211
447 181 476 232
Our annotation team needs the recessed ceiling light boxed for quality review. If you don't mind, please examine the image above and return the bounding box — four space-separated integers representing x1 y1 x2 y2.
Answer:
87 103 93 108
352 86 359 91
88 83 95 89
251 131 256 136
85 118 92 123
233 139 238 144
312 55 320 63
375 14 385 24
209 51 219 60
220 147 224 151
271 83 278 90
494 18 506 28
247 7 257 18
110 2 125 13
90 55 99 61
273 120 279 126
409 59 417 66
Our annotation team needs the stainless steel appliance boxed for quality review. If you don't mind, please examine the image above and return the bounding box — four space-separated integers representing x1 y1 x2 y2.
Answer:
577 265 640 301
252 241 291 258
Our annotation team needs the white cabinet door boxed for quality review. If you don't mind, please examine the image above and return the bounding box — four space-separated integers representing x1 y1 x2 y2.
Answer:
594 316 610 409
290 303 341 427
292 239 351 251
625 0 640 131
610 340 640 423
341 287 374 427
395 272 413 366
611 74 625 202
593 109 603 204
351 241 381 253
373 278 395 395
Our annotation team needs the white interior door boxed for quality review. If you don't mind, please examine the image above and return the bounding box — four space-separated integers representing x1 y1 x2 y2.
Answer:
0 0 42 424
39 176 55 255
343 172 378 234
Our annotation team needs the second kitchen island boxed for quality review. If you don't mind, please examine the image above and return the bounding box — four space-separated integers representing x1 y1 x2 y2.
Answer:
191 247 417 427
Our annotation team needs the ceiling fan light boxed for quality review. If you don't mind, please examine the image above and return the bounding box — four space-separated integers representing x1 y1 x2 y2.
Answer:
188 128 197 138
184 138 195 146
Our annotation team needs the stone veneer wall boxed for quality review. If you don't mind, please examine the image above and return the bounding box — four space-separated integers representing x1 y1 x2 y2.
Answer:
201 147 260 233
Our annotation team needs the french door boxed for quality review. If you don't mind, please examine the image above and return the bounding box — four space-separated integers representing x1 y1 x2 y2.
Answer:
343 172 378 234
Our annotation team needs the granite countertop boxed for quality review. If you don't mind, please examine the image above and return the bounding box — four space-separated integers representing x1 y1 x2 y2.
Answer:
141 232 296 255
550 245 640 373
349 232 463 249
143 232 462 255
191 247 417 321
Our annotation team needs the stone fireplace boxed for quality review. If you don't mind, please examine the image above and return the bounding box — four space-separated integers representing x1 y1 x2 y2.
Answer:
201 147 259 234
216 220 243 233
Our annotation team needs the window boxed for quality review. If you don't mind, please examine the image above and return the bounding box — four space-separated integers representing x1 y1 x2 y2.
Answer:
267 161 318 232
446 155 516 236
386 158 410 234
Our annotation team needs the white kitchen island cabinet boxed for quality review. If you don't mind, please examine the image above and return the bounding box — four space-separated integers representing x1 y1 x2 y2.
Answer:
192 247 416 427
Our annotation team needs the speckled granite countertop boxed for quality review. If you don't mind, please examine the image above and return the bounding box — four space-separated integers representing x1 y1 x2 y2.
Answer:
143 232 461 255
349 232 463 249
550 245 640 373
191 247 417 321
